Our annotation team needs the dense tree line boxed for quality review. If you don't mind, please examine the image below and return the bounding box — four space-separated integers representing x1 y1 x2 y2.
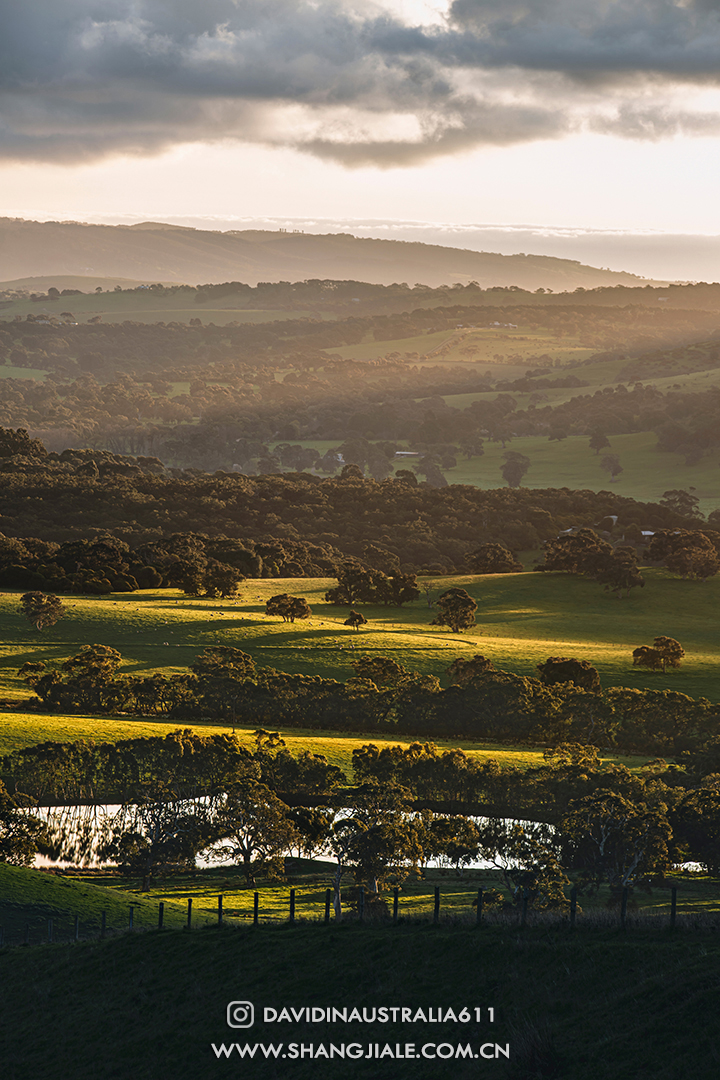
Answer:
0 430 708 573
0 528 347 594
10 644 720 760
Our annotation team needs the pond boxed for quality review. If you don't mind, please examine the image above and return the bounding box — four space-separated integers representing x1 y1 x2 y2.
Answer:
29 803 552 873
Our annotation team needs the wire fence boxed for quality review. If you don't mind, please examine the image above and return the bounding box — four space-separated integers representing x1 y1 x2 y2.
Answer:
3 882 716 949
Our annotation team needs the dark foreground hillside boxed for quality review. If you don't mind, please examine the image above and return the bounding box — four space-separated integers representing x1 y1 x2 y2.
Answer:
1 922 718 1080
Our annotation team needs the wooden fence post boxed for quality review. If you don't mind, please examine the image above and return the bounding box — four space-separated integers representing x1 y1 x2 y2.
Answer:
218 896 223 925
289 889 296 924
570 887 577 931
47 918 53 943
670 886 677 930
253 892 259 926
23 923 30 946
100 911 106 940
324 889 331 925
476 889 483 927
434 886 440 925
74 914 79 941
620 887 628 930
158 902 164 930
358 886 365 923
520 888 528 928
187 897 193 929
393 887 399 924
129 906 134 930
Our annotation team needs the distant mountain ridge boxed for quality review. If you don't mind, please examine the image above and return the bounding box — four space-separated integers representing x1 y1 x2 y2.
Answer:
0 217 661 292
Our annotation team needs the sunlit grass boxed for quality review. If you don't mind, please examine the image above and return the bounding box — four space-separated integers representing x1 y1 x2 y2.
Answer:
1 568 719 708
3 861 719 943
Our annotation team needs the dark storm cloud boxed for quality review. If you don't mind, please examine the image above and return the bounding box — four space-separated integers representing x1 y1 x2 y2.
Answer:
446 0 720 78
2 0 720 167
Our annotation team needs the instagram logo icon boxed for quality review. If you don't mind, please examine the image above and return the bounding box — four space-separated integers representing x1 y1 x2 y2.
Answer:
226 1002 255 1029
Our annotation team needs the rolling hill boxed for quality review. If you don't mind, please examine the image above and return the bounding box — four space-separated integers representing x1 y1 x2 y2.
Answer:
0 217 660 291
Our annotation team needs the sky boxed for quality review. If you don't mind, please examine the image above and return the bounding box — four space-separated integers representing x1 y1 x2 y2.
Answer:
3 0 720 276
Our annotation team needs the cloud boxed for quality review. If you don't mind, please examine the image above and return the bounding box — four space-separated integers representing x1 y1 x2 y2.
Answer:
3 0 720 167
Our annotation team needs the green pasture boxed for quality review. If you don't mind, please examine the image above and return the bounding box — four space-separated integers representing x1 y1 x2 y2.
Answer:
3 912 720 1080
442 431 720 513
0 707 649 774
0 706 548 767
0 571 718 697
2 855 719 943
0 861 191 939
0 287 321 325
0 364 49 381
0 566 718 720
2 859 719 947
327 324 595 365
440 362 720 413
271 425 720 513
116 863 720 922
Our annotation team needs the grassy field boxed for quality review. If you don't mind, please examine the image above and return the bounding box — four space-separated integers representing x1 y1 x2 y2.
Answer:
442 431 720 513
2 859 719 942
2 861 720 1080
273 428 720 514
0 709 553 768
327 324 596 365
0 288 324 325
0 708 650 774
1 570 718 704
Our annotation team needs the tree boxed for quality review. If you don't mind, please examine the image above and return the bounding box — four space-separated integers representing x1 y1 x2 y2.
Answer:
0 427 47 460
202 560 244 599
537 657 601 692
537 528 612 575
430 587 477 633
325 560 383 605
429 814 481 876
645 530 720 581
631 646 665 672
100 788 215 891
459 436 484 459
19 591 66 631
592 546 645 598
559 792 672 893
344 610 368 631
500 450 530 487
477 819 571 912
210 783 300 885
378 572 421 607
445 655 495 685
673 790 720 874
537 529 643 597
0 780 47 865
659 489 704 519
331 782 421 900
191 646 256 681
415 456 448 488
349 655 408 686
62 644 124 680
589 432 610 455
600 453 623 482
191 646 258 725
633 636 684 674
265 594 312 622
466 543 522 574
